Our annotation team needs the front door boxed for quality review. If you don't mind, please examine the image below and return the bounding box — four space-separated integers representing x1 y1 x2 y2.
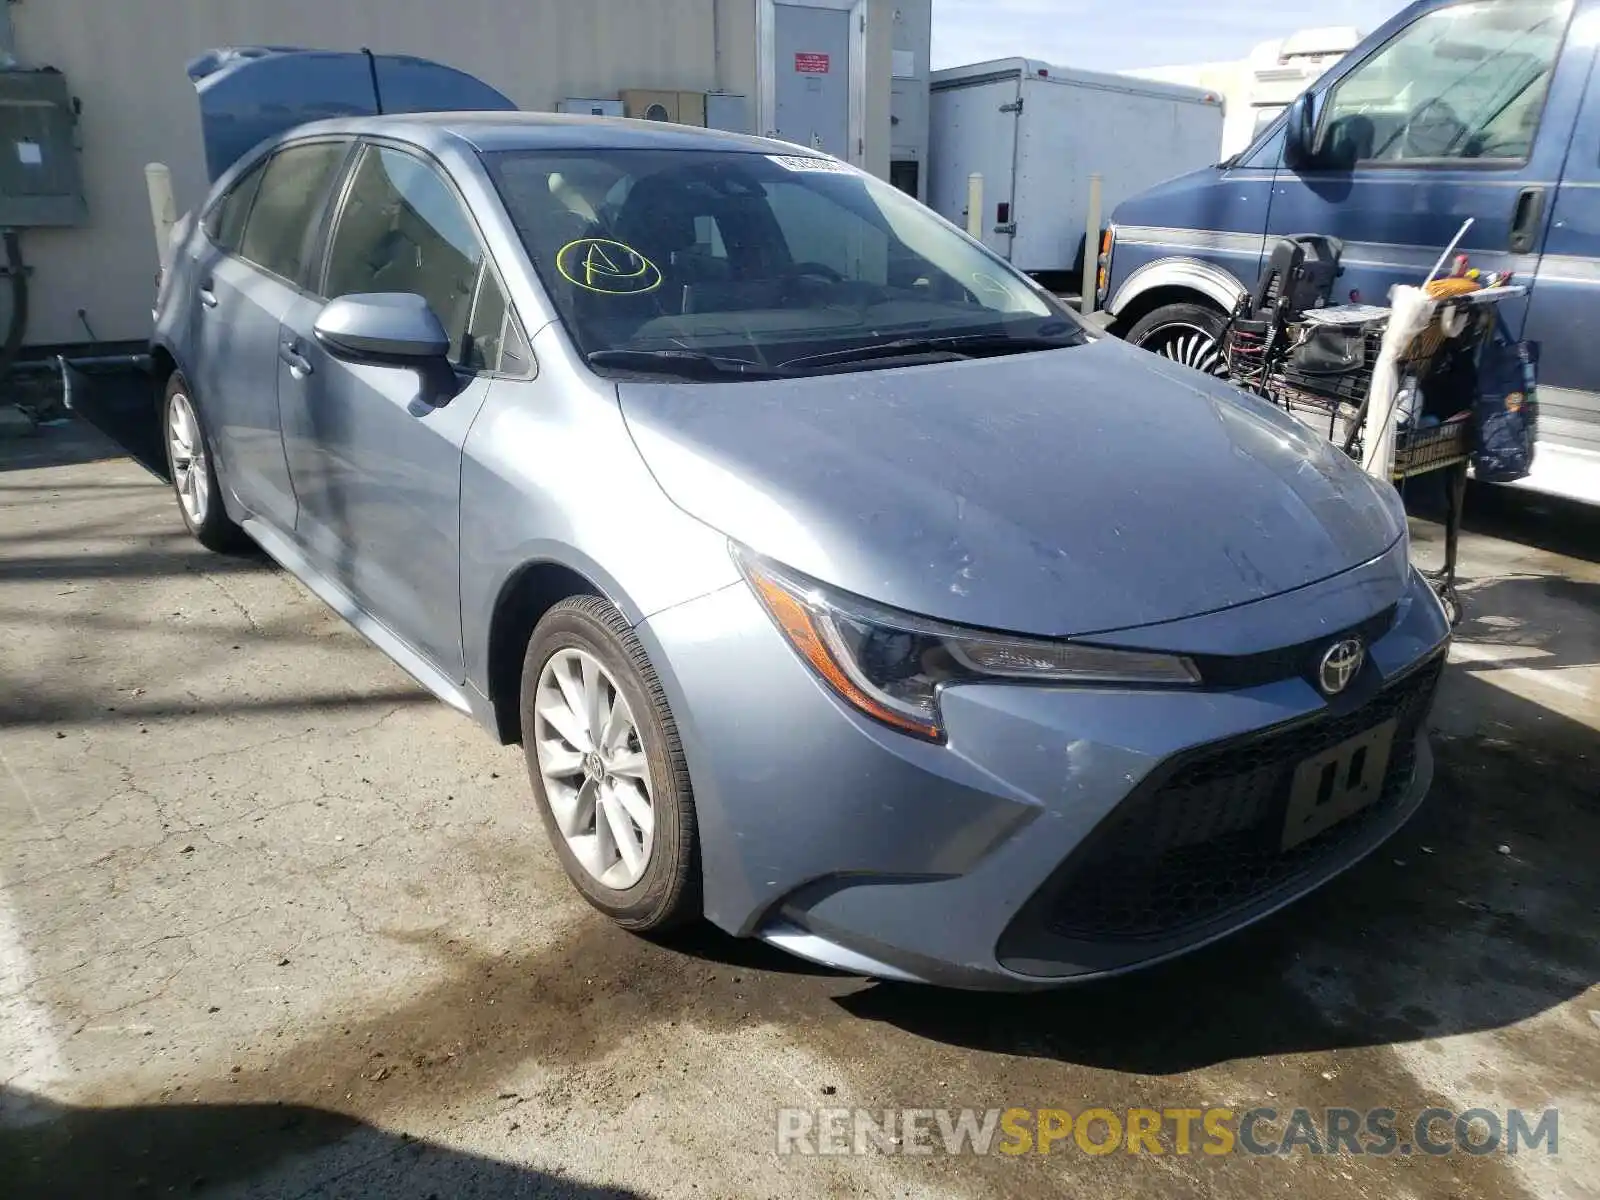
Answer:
773 3 852 159
1264 0 1580 312
278 142 508 679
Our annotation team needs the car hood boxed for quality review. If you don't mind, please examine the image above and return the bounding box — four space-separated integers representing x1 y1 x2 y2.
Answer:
616 338 1406 637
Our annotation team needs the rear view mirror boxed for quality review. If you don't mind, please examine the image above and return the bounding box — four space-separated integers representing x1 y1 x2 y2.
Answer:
314 293 462 406
1282 92 1319 171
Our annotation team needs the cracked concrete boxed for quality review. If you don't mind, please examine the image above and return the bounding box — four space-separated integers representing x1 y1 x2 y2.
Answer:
1 423 1597 1199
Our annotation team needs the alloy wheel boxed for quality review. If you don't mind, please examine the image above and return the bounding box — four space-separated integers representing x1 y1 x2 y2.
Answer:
533 648 655 890
1147 322 1227 376
168 391 211 525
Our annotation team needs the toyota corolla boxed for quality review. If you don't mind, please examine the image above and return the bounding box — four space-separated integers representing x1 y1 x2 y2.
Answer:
151 114 1450 988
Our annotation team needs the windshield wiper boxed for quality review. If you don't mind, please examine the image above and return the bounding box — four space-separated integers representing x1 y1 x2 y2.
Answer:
585 349 796 380
779 329 1081 372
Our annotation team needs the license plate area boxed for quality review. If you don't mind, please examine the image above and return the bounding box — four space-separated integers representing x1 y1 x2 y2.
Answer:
1282 719 1398 850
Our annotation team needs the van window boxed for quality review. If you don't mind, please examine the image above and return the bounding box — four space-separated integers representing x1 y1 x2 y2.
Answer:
1319 0 1572 163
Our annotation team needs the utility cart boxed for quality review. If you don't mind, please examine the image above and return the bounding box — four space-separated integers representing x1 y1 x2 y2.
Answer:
1221 232 1538 625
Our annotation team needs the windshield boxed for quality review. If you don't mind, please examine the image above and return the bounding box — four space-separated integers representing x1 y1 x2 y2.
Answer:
483 148 1083 375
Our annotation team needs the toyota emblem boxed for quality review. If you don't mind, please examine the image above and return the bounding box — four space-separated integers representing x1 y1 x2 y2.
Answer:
1318 638 1366 696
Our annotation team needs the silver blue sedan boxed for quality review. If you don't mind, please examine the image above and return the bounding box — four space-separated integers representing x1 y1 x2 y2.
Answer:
151 114 1450 988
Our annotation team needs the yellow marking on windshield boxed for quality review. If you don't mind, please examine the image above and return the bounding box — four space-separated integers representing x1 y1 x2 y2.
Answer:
556 238 663 295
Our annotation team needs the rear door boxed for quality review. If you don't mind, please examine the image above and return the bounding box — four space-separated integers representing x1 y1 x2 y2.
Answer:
278 141 519 679
1520 29 1600 496
1264 0 1581 311
189 140 350 532
928 73 1020 259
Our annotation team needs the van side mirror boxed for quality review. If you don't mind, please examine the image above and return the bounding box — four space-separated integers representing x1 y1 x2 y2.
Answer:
314 293 463 407
1282 93 1319 171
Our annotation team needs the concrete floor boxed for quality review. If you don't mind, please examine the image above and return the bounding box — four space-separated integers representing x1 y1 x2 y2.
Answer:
2 416 1598 1199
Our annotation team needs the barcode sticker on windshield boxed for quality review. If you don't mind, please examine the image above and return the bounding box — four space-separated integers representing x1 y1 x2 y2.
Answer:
767 154 852 174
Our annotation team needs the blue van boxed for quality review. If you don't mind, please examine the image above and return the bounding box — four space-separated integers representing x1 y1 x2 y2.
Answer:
1100 0 1599 506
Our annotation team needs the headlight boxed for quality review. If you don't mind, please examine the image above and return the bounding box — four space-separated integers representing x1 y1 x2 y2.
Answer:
736 549 1199 742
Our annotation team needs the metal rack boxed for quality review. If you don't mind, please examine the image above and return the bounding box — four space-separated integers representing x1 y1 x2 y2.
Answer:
1224 287 1520 626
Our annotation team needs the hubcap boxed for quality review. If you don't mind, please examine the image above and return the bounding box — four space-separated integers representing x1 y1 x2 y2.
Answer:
1146 322 1226 377
533 648 655 890
167 392 210 524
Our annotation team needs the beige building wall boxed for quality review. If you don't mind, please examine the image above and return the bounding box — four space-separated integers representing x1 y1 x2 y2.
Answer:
9 0 900 349
12 0 728 346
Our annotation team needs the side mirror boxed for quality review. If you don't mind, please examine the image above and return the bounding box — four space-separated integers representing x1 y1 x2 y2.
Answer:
313 293 462 406
1282 92 1319 171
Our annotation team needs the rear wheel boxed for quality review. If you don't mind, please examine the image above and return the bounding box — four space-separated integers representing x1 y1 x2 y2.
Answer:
1125 302 1229 377
520 595 699 931
163 373 248 553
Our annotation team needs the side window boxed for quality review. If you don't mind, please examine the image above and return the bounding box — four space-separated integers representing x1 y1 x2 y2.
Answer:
461 264 532 375
204 159 267 253
324 145 485 364
238 142 349 283
1318 0 1571 164
1240 123 1286 169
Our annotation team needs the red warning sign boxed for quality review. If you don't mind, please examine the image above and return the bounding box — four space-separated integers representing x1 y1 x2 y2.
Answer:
795 53 831 74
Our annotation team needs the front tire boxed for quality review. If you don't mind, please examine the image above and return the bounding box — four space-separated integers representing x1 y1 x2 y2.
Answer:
163 372 247 553
520 595 699 932
1125 302 1229 377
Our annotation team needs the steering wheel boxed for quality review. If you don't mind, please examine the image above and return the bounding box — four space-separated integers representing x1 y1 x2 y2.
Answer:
784 261 847 284
1400 98 1467 160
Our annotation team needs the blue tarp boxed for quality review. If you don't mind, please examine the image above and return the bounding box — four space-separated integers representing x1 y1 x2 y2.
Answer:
188 47 518 181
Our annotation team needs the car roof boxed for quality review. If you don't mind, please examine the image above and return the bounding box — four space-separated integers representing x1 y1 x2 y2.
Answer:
284 110 815 158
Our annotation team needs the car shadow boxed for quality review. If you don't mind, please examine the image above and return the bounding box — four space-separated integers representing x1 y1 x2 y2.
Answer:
0 363 169 479
1403 473 1600 566
0 1087 644 1200
59 362 170 479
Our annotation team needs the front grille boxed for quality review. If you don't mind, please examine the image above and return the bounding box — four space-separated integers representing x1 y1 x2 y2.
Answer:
1189 604 1398 690
1037 655 1444 943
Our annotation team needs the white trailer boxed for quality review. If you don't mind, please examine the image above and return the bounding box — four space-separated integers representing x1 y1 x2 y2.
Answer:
929 59 1224 280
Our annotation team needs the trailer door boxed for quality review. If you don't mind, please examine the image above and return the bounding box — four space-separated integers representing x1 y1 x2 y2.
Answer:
928 74 1020 259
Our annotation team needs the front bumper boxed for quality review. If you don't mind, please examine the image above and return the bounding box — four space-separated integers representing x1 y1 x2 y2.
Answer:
637 554 1451 990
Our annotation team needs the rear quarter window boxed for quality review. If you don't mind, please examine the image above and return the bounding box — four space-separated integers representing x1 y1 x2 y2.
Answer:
204 159 267 254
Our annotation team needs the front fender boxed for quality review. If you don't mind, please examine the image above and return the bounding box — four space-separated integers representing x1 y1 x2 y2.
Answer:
1108 253 1248 318
457 326 741 710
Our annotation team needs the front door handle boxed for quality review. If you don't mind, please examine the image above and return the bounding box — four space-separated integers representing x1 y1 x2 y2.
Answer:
1509 186 1545 255
279 339 313 379
197 278 219 309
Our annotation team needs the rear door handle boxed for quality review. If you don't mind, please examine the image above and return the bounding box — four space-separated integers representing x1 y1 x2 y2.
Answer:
197 279 219 309
1509 186 1545 255
279 339 313 379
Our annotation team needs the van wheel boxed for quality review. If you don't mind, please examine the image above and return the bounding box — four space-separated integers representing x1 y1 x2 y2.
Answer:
163 373 249 553
520 595 699 932
1125 303 1229 376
